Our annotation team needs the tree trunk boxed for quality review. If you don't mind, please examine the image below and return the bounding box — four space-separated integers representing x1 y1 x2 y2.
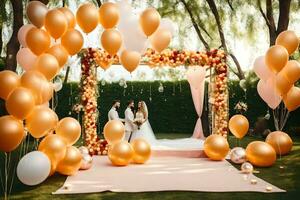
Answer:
206 0 245 79
180 0 210 50
258 0 291 46
0 25 3 53
5 0 23 72
277 0 291 34
96 0 102 7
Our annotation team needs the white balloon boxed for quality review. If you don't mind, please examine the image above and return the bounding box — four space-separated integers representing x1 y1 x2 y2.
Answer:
17 151 51 186
160 18 176 36
118 15 148 53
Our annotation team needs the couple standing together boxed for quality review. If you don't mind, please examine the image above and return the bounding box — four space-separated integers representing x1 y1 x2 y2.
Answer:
108 100 156 143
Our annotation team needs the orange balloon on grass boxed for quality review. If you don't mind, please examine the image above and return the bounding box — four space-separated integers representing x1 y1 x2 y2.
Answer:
266 131 293 155
204 134 229 161
103 120 125 144
56 146 82 176
229 114 249 139
108 141 134 166
246 141 276 167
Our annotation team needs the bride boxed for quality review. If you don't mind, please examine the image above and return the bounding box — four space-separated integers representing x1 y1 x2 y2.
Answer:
131 101 204 149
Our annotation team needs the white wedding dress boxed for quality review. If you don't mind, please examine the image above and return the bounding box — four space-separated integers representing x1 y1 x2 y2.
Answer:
131 102 204 150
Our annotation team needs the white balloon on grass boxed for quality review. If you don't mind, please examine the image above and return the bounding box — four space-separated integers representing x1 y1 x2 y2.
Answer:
17 151 51 186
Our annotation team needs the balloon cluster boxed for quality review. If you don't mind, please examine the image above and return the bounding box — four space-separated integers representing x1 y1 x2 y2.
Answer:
0 1 85 186
228 115 293 167
104 120 151 166
254 30 300 111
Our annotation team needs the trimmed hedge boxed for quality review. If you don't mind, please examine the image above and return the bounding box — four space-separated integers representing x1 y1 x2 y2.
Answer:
4 80 298 134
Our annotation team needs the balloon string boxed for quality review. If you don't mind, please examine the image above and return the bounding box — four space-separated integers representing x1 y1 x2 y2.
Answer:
4 152 8 200
9 139 25 195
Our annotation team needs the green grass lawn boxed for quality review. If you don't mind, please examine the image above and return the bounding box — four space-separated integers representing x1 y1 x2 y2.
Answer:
1 133 300 200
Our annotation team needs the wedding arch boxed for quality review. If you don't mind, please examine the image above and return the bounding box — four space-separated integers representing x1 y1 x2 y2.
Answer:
79 48 229 155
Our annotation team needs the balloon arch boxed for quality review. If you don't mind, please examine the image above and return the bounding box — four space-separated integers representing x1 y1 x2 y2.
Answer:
79 47 228 155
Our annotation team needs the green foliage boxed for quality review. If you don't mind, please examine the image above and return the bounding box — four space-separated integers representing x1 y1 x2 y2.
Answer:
55 80 300 135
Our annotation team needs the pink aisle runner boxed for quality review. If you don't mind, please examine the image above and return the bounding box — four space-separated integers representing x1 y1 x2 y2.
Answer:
53 156 285 194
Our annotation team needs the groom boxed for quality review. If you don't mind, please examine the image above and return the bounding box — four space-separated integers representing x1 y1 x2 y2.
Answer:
124 100 136 142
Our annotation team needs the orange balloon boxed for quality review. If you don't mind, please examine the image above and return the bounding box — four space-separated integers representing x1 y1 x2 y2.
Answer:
131 138 151 164
46 45 69 67
97 60 112 70
265 45 288 73
0 115 24 152
26 1 48 28
45 9 68 39
150 28 171 52
108 141 134 166
228 114 249 139
34 54 59 80
101 29 122 55
0 70 20 100
61 29 84 55
246 141 276 167
56 146 82 176
26 106 58 138
58 7 76 29
276 30 299 55
21 71 53 105
139 8 161 36
99 2 119 29
275 72 293 96
76 3 99 33
204 134 229 161
6 87 35 120
55 117 81 146
283 86 300 111
266 131 293 155
26 27 51 55
103 120 125 144
38 134 67 165
281 60 300 83
120 50 141 72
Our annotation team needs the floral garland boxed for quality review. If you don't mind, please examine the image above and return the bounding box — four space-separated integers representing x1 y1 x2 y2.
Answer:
79 48 228 154
79 48 108 155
